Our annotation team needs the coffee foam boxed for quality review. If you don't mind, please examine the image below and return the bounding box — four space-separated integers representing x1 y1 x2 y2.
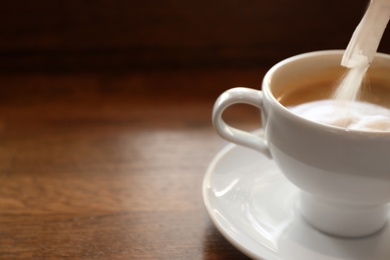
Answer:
289 100 390 132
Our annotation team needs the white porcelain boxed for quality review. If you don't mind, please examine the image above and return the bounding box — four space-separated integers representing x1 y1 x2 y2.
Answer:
212 50 390 237
203 143 390 260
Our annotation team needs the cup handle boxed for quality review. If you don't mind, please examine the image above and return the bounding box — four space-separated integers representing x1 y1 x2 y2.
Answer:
212 87 272 158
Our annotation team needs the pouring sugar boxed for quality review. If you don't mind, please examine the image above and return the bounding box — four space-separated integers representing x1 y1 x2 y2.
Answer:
290 100 390 131
334 0 390 102
294 0 390 132
332 55 369 101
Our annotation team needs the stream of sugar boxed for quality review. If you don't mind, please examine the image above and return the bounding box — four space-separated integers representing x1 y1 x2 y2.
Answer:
333 0 389 102
290 0 390 131
332 57 369 101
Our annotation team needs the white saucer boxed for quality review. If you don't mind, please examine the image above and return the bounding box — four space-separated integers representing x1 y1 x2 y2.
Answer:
203 143 390 260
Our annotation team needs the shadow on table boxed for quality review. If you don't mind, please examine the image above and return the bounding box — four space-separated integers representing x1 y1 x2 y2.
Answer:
202 222 251 260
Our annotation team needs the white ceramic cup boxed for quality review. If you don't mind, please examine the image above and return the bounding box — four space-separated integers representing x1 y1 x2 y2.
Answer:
212 50 390 238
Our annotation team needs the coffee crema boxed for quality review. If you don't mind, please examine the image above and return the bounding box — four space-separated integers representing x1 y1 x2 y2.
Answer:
289 100 390 132
276 69 390 132
273 68 390 109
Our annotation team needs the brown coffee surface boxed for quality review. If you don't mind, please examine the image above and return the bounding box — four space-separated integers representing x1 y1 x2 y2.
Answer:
277 71 390 110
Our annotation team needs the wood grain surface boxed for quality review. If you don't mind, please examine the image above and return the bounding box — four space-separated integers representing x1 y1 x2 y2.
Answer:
1 0 388 258
0 69 264 259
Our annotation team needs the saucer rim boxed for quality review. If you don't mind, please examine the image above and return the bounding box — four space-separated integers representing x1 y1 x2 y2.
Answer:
202 143 278 260
202 141 390 260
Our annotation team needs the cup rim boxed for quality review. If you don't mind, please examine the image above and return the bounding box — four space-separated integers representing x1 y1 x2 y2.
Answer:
262 49 390 136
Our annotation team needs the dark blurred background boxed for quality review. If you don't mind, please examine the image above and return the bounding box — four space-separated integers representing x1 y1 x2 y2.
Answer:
1 0 388 73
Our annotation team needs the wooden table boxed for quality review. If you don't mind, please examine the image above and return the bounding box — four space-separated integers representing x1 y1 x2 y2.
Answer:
0 69 264 259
